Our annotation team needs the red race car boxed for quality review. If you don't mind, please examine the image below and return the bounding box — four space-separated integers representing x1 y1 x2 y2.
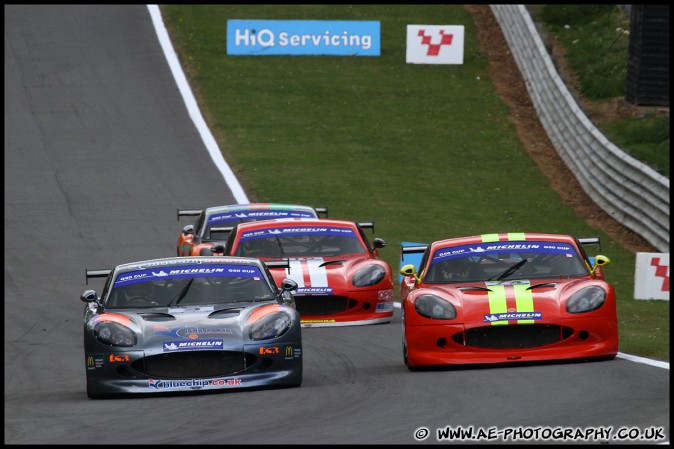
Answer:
176 203 327 257
399 233 618 369
213 218 395 327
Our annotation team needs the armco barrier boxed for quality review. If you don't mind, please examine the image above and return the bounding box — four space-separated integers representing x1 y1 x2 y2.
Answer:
490 5 670 252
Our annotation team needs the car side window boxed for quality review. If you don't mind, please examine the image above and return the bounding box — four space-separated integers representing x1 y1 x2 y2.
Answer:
356 227 372 250
547 254 588 276
194 212 206 239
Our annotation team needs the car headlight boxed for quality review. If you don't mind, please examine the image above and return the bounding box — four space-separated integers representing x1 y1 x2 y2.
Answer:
414 294 456 320
352 265 387 287
250 312 292 340
566 286 606 313
94 321 137 347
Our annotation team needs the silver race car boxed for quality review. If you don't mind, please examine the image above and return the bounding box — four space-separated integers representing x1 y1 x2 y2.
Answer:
81 256 301 398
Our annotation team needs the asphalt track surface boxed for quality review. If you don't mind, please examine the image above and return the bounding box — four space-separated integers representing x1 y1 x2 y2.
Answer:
4 5 670 445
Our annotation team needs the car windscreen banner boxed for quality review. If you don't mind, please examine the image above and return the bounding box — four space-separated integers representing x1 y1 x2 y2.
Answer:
240 226 356 241
227 20 380 56
432 241 578 263
208 209 315 225
114 265 264 287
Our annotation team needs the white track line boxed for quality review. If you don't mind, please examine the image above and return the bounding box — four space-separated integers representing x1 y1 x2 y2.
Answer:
147 4 249 204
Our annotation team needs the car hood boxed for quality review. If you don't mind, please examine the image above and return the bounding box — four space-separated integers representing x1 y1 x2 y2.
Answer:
267 256 386 294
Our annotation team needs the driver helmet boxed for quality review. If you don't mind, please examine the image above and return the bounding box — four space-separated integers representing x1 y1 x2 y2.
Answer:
440 258 469 280
124 281 153 303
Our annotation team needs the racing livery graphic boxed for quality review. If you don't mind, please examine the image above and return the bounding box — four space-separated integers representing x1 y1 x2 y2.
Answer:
80 256 302 397
214 218 394 326
399 233 618 368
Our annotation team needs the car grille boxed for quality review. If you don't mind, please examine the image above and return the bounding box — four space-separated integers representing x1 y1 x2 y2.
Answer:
132 351 257 378
452 325 574 349
295 295 357 316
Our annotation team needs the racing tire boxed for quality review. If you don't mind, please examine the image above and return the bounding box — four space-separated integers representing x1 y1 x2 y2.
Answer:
403 340 422 372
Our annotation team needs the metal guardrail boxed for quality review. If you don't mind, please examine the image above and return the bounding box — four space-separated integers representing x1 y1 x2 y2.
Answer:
490 5 670 252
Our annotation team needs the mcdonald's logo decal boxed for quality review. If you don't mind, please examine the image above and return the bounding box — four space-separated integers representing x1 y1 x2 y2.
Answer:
284 346 301 359
86 354 104 370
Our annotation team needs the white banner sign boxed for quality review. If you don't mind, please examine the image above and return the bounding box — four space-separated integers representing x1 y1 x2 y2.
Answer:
634 252 669 300
406 25 464 65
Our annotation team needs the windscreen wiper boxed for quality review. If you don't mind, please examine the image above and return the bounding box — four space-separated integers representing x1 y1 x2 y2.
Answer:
171 278 194 305
488 259 528 281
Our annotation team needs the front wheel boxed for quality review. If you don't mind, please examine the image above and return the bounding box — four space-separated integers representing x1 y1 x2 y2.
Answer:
402 341 421 371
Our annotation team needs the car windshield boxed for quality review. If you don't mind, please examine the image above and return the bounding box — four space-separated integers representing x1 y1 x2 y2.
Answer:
105 264 276 309
234 225 368 258
424 240 589 283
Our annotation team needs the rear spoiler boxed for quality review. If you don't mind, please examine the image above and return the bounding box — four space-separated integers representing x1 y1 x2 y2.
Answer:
177 209 202 220
401 245 428 259
357 221 375 233
578 237 601 251
264 259 291 271
85 269 111 285
210 226 234 234
315 207 328 217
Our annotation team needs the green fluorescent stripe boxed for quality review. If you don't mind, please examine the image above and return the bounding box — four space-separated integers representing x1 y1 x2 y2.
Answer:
481 234 500 242
507 233 526 240
513 283 534 324
487 285 508 326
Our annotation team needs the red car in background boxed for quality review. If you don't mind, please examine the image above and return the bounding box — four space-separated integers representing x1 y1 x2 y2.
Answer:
214 218 395 327
399 233 618 369
177 203 327 257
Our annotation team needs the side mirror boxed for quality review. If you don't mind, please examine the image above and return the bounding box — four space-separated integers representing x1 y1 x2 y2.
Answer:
400 264 421 283
211 243 225 254
591 255 611 275
372 238 387 249
182 224 194 236
280 279 298 292
80 290 98 303
278 279 298 308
